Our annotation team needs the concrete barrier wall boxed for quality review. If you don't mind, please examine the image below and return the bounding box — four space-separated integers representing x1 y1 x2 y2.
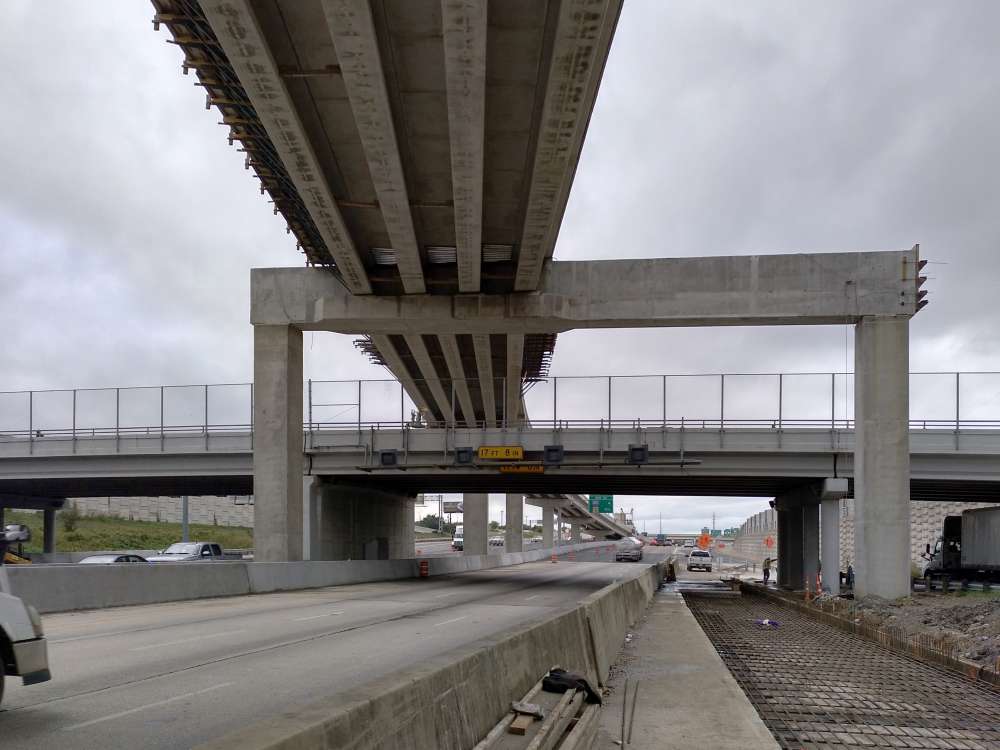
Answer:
198 562 663 750
9 541 612 613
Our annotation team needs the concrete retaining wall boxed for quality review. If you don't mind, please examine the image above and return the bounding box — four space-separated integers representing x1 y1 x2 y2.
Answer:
197 563 664 750
9 541 612 613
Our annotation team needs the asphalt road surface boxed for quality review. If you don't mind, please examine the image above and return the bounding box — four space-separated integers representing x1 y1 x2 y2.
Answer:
1 548 645 750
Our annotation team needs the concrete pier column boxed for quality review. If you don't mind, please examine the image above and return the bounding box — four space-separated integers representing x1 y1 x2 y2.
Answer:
776 509 790 586
802 503 820 593
463 493 488 555
303 475 321 560
312 484 414 560
821 498 841 595
783 505 804 589
542 507 554 547
253 324 303 562
43 508 56 554
854 316 911 599
504 493 523 553
570 524 582 544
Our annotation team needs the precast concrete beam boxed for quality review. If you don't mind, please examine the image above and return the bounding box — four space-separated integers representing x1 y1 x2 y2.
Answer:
320 0 426 293
403 335 456 424
514 0 624 291
505 334 524 426
253 325 303 562
439 335 477 427
854 316 911 599
472 333 497 426
369 334 435 419
201 0 371 294
252 250 923 333
441 0 486 293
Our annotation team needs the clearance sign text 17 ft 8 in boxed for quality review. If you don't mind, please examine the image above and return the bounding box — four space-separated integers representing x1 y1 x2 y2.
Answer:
477 446 524 460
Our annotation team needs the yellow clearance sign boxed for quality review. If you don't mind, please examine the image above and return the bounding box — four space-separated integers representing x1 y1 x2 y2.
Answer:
499 465 544 474
477 446 524 460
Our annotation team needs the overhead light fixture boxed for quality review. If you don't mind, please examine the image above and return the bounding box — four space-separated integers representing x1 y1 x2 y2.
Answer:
543 445 564 466
626 444 649 465
379 449 399 467
455 447 475 465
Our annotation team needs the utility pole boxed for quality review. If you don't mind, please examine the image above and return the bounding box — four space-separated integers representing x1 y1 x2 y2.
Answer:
181 496 189 542
658 512 662 535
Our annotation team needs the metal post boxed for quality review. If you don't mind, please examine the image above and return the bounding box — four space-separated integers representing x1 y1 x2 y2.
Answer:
204 384 209 435
115 388 120 441
502 376 507 428
552 377 557 427
159 386 164 438
28 391 33 450
181 496 189 542
451 380 456 427
720 374 725 429
831 372 836 429
777 374 783 429
72 389 77 444
608 376 612 423
357 379 362 432
955 372 961 449
400 381 405 428
307 379 313 438
662 375 667 426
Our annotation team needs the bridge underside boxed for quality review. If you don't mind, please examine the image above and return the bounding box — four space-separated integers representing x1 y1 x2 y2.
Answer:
3 475 998 505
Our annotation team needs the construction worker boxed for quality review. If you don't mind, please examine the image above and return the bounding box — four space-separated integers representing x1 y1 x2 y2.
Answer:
762 556 775 584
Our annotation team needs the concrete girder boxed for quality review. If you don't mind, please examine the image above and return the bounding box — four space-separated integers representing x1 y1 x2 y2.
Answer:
514 0 624 291
369 334 435 419
403 334 456 424
505 334 525 426
472 333 497 427
251 251 923 333
441 0 486 293
320 0 426 294
439 334 477 427
200 0 372 295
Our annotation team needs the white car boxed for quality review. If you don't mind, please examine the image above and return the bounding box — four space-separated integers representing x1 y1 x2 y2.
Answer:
686 549 713 572
0 524 51 705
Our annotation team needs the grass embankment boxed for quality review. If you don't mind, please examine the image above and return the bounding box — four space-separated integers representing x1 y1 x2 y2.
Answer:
4 510 253 553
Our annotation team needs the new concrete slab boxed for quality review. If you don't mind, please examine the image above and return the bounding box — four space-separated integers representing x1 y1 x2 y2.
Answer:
597 589 778 749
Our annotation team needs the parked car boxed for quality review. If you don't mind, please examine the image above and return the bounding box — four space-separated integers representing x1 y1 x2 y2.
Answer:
488 536 504 547
146 542 224 562
78 554 149 564
655 534 670 546
452 525 464 551
686 549 713 572
682 539 696 548
0 524 50 706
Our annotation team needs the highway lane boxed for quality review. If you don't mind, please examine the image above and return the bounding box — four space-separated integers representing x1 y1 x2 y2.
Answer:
1 549 643 750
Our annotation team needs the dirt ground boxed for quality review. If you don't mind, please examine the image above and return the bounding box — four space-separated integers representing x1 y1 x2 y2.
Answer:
846 592 1000 667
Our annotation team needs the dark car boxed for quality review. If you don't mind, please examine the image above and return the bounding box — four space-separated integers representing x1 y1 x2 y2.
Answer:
78 554 149 564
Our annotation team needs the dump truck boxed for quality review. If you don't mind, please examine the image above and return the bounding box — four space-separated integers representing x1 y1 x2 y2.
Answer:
921 506 1000 582
0 524 51 705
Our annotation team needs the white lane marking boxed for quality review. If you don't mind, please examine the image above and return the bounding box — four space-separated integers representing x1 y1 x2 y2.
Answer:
63 682 234 731
434 615 468 627
293 610 345 621
130 629 246 652
433 592 456 598
524 594 541 601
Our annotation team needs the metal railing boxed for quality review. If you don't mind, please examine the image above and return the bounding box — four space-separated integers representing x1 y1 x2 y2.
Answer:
1 371 998 443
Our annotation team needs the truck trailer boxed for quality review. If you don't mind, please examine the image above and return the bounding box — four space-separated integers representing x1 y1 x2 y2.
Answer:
921 506 1000 582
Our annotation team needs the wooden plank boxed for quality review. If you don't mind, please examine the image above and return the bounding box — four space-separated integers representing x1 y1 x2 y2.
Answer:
508 714 535 736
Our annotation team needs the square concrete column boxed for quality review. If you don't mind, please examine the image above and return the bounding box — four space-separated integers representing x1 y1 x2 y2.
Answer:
304 475 321 560
821 497 841 595
463 493 488 555
570 524 582 544
802 503 819 593
783 506 804 589
854 316 911 599
542 507 554 547
253 324 303 562
776 509 789 586
504 493 523 553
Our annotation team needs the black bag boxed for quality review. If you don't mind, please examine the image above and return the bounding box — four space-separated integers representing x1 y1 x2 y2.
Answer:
541 667 602 705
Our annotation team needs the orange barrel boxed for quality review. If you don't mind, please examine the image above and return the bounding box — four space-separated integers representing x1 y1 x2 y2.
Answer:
419 560 429 578
550 552 558 563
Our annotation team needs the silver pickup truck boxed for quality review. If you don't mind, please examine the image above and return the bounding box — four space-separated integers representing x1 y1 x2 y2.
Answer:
146 541 226 562
686 549 713 572
0 524 51 705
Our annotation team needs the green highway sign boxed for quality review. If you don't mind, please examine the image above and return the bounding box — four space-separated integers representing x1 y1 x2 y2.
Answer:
589 494 614 513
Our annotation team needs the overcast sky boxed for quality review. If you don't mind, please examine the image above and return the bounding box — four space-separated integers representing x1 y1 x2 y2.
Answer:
2 1 999 531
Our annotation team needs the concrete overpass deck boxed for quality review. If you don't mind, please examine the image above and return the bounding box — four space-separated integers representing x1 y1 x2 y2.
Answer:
2 424 999 502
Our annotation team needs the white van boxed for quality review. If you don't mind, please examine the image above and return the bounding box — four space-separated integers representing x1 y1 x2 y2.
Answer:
452 525 464 551
0 524 51 705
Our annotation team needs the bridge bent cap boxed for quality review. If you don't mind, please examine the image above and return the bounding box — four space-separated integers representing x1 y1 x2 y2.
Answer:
251 248 925 334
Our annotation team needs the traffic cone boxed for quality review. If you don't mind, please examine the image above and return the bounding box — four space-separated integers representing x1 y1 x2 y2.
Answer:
568 550 576 562
550 552 558 563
